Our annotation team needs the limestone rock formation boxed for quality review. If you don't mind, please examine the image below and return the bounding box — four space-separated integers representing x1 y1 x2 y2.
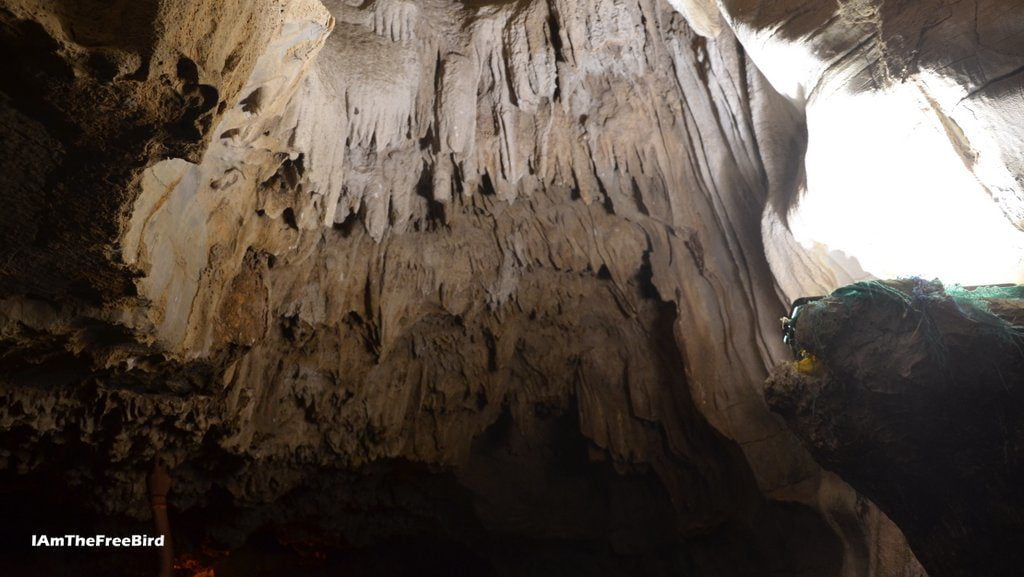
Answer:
1 0 1022 575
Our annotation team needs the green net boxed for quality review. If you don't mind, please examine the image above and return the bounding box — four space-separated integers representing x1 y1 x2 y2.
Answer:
825 278 1024 352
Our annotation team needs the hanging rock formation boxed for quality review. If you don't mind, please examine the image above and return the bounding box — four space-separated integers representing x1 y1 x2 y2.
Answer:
1 0 1022 575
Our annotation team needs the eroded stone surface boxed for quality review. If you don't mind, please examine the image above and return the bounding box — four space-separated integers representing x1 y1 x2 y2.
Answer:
8 0 1023 575
766 281 1024 577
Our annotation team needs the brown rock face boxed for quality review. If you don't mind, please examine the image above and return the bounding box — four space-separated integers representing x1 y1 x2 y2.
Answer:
0 0 287 301
3 2 836 572
766 281 1024 577
2 0 1021 575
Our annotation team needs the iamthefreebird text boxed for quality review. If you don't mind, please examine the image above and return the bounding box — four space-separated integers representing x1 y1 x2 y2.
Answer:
31 534 165 548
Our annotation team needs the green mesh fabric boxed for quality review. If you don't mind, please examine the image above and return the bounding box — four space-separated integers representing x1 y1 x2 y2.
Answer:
827 278 1024 346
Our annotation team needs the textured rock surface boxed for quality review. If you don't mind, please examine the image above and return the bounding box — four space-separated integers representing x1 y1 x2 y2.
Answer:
766 281 1024 577
0 0 301 301
3 0 1021 575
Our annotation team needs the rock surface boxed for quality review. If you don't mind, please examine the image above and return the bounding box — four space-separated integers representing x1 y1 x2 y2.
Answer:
2 0 1021 575
766 280 1024 577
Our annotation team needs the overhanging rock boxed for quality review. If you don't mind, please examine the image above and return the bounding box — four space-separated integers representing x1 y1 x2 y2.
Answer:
766 279 1024 577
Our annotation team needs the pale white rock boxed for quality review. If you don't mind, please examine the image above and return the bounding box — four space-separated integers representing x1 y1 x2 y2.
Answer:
665 0 723 38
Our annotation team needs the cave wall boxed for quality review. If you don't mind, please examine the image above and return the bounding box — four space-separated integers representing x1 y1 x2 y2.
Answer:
0 0 299 301
765 281 1024 577
11 0 1017 574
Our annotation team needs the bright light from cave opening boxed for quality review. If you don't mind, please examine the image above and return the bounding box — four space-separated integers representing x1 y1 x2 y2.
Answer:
789 80 1024 286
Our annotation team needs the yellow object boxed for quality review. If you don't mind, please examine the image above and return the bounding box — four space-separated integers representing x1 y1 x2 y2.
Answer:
795 354 821 375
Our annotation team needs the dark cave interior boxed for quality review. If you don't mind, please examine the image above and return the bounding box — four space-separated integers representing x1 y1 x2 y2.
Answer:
2 0 1024 576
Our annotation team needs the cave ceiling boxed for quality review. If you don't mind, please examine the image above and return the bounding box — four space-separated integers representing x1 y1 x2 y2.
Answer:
1 0 1022 575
